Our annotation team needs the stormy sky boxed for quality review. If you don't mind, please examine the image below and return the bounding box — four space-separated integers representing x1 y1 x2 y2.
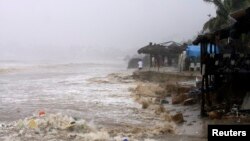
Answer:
0 0 215 62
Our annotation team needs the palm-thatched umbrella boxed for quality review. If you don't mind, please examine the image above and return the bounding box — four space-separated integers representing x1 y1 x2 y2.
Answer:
161 41 186 57
138 41 186 67
138 43 167 55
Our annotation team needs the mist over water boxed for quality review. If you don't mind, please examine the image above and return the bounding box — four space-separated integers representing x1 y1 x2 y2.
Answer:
0 1 216 140
0 0 215 62
0 61 135 123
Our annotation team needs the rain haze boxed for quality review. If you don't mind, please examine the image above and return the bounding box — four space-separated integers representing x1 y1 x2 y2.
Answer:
5 0 250 141
0 0 215 63
2 1 250 140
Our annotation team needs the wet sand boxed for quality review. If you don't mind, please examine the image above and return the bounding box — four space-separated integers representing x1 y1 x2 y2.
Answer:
131 70 207 139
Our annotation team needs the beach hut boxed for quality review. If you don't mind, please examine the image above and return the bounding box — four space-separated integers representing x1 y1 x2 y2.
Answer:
138 41 186 67
193 7 250 116
178 44 221 71
186 44 219 57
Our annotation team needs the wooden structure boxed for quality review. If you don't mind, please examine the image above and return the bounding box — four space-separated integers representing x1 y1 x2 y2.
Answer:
138 41 186 67
193 7 250 116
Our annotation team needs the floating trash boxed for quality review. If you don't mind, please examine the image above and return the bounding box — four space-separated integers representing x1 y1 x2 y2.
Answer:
0 112 175 141
28 119 37 129
38 110 46 117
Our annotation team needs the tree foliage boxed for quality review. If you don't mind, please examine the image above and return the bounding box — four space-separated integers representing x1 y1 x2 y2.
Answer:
203 0 250 32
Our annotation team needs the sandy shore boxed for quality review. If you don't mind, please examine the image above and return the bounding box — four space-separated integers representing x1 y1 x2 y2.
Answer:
131 69 207 139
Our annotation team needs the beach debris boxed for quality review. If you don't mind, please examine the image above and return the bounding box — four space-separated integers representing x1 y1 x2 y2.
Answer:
16 120 25 129
172 94 188 104
161 113 172 122
28 119 38 129
155 88 166 96
183 98 196 106
0 113 100 140
208 111 223 119
164 82 194 96
165 83 178 94
142 100 150 109
152 123 175 134
188 89 201 100
177 86 192 95
123 138 129 141
171 112 184 123
160 99 169 104
0 112 176 141
154 105 166 115
39 110 46 117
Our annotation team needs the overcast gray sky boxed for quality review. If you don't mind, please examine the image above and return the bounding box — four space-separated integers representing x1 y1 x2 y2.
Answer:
0 0 215 62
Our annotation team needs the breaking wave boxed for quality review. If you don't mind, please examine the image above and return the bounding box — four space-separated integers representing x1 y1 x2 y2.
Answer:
0 61 124 74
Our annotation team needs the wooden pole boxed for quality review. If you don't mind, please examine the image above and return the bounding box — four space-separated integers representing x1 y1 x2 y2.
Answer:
201 76 205 116
200 42 205 116
150 54 152 67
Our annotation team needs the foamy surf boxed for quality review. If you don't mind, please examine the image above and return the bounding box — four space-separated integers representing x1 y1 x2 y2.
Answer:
0 111 175 141
0 62 174 140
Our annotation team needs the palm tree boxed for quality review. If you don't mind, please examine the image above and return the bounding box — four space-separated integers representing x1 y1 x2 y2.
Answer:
203 0 250 32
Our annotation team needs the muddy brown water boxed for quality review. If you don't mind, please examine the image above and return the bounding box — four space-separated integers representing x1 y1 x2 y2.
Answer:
0 63 207 140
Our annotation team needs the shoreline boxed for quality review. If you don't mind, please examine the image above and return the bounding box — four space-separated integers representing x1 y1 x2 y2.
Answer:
131 68 250 140
0 68 208 140
131 69 207 139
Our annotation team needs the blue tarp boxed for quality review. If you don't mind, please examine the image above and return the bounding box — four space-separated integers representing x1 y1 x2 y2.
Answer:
186 45 200 57
186 45 219 57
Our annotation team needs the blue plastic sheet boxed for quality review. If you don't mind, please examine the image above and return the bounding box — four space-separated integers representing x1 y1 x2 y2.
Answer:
186 45 200 57
186 45 219 57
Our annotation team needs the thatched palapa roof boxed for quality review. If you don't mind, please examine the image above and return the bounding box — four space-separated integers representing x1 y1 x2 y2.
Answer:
138 41 186 57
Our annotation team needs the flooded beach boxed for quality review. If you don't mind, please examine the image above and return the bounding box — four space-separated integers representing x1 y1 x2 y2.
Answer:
0 61 138 123
0 61 207 140
1 0 250 140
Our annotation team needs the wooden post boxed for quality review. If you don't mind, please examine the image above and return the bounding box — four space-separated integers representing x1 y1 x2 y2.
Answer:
201 76 205 116
214 44 217 54
210 43 212 54
150 54 152 67
205 75 211 106
200 42 205 116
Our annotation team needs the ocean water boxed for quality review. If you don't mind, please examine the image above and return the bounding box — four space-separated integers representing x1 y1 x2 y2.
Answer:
0 61 141 126
0 61 208 140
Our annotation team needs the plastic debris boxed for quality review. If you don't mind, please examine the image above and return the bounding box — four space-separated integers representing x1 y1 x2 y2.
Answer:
16 120 24 129
0 113 99 140
123 138 129 141
0 112 170 141
39 110 46 117
28 119 37 129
